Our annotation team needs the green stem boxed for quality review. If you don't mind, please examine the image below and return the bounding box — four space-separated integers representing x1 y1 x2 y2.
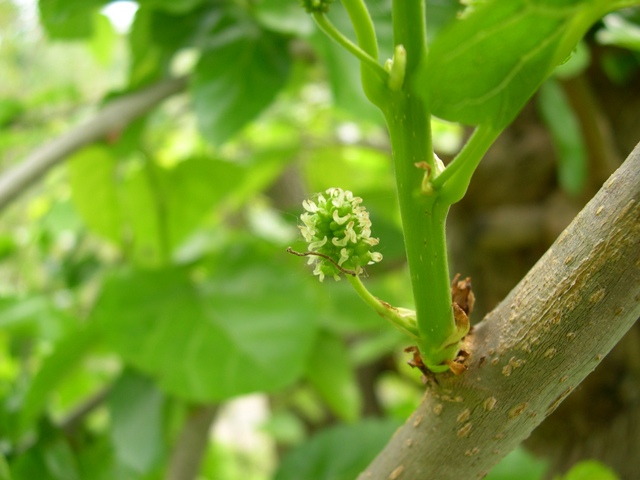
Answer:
312 13 387 83
391 0 427 77
341 0 387 105
385 98 457 371
347 275 419 339
381 0 460 371
430 124 501 204
342 0 378 58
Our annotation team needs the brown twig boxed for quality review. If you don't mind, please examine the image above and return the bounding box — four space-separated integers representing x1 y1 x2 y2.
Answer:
286 247 358 276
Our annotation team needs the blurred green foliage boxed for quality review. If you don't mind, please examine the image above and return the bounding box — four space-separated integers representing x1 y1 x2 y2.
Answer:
0 0 638 479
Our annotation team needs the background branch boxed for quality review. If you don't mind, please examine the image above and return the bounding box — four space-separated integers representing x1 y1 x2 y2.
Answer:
165 404 218 480
0 76 188 213
359 142 640 479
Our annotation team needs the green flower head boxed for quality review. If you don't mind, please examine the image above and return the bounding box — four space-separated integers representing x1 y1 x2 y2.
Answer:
298 188 382 281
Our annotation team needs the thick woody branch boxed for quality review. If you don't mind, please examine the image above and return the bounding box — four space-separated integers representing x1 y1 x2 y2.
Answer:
0 76 188 213
359 142 640 479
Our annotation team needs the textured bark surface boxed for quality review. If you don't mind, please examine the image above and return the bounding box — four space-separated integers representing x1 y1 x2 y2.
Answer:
358 143 640 480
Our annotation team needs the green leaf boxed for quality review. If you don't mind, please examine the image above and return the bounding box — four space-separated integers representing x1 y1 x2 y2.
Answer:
486 446 548 480
0 296 66 339
128 4 212 87
75 438 124 480
306 331 361 423
108 371 165 474
88 13 116 66
419 0 623 128
302 145 395 194
0 453 11 480
68 146 122 243
120 157 244 264
38 0 104 39
127 7 169 87
425 0 463 42
136 0 206 14
69 145 255 265
537 79 587 196
192 16 291 145
0 98 23 127
560 460 620 480
274 419 400 480
41 438 80 480
17 326 100 437
94 240 320 401
310 34 380 120
254 0 314 36
10 437 80 480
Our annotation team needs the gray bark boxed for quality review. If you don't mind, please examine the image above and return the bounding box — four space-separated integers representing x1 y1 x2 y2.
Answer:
359 142 640 479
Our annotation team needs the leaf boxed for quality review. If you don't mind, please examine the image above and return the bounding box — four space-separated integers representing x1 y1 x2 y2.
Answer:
274 419 400 480
306 331 361 423
68 146 122 243
560 460 620 480
16 326 100 437
192 16 292 145
94 240 320 401
136 0 206 14
0 454 11 480
127 4 213 87
310 34 380 120
254 0 314 36
0 98 23 127
68 145 254 265
108 371 165 474
486 446 548 480
10 438 80 480
41 438 80 480
87 13 116 66
537 79 587 196
120 157 244 264
419 0 624 128
75 438 122 480
425 0 463 42
38 0 104 39
0 295 73 343
127 7 170 87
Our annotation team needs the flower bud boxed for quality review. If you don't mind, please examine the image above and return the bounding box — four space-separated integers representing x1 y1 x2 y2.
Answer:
299 188 382 281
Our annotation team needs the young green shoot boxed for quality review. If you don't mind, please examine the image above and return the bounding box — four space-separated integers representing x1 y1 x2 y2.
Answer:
297 0 499 374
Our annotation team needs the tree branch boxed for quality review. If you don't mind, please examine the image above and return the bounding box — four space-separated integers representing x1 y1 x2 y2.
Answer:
359 142 640 479
0 76 188 213
165 404 218 480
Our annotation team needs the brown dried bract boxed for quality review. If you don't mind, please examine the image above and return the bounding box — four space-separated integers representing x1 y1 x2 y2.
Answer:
446 352 469 375
404 346 438 385
451 273 475 316
405 346 428 373
452 303 470 332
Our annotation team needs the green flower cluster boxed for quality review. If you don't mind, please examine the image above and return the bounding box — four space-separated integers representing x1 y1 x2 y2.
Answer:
299 188 382 281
